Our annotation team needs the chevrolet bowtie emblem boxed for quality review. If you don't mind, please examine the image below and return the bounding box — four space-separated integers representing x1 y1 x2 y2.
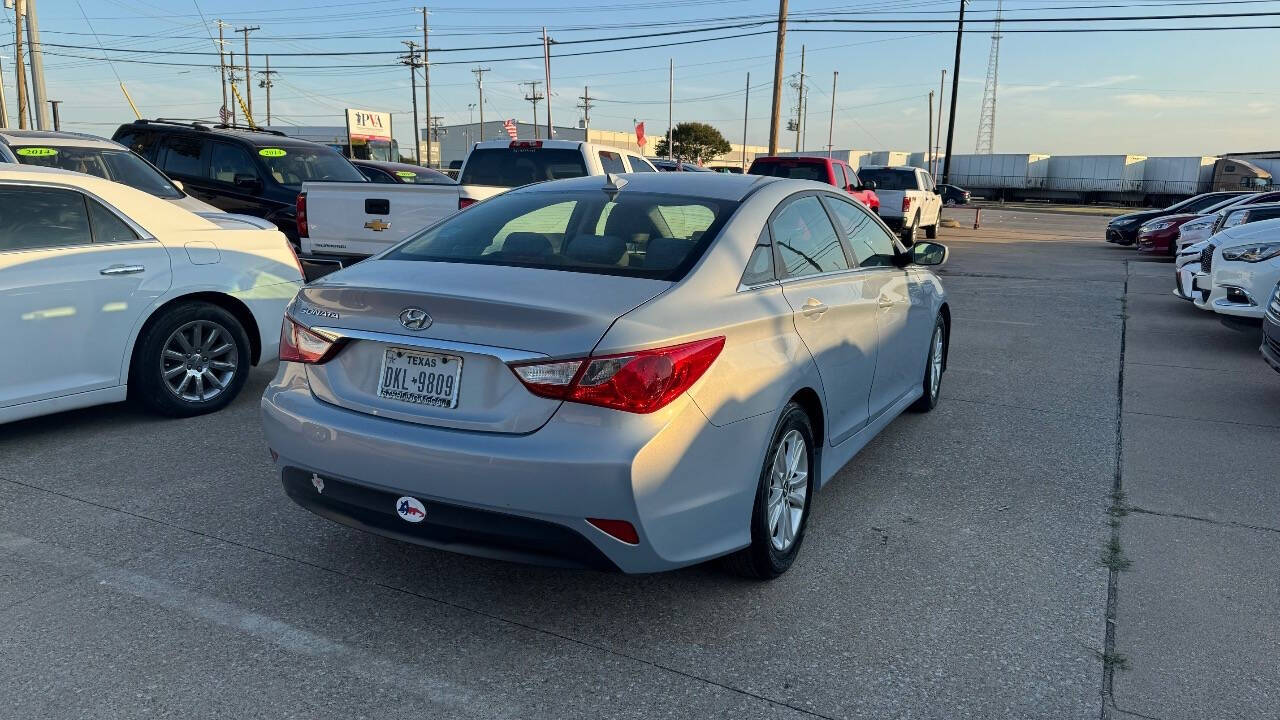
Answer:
364 219 391 232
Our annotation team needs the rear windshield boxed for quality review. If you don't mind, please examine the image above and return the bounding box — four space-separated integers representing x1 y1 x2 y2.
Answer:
460 148 588 187
855 168 918 190
12 145 182 198
750 160 828 182
255 146 365 187
384 189 737 280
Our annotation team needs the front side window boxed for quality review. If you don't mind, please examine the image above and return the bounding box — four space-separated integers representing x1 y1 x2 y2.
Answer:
0 187 92 251
824 196 896 267
598 151 626 173
771 195 850 278
160 137 205 178
210 143 260 185
385 190 737 280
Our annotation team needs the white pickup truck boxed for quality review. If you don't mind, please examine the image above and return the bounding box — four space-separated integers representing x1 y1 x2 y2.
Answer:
855 165 943 243
297 139 657 265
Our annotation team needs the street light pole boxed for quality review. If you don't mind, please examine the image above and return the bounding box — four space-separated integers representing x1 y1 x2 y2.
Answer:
827 71 837 158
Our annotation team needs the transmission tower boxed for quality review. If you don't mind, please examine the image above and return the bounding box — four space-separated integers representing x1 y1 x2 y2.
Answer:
975 0 1003 154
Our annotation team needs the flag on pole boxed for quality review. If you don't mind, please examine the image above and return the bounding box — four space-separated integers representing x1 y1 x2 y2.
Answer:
219 106 230 124
635 122 645 149
503 118 518 140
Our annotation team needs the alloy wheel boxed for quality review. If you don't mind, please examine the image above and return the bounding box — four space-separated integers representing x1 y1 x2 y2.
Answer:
766 429 809 552
930 325 944 399
161 320 239 403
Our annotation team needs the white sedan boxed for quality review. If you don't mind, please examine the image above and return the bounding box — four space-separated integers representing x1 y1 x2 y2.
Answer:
0 165 303 424
1191 218 1280 318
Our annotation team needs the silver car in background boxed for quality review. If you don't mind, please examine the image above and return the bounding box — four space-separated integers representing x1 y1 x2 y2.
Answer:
261 172 951 578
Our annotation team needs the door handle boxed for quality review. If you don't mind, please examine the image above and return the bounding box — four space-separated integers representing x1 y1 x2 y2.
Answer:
878 296 896 309
100 264 145 276
801 299 828 317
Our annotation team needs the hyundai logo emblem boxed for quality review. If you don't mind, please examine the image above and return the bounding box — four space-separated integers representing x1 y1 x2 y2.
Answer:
399 307 432 330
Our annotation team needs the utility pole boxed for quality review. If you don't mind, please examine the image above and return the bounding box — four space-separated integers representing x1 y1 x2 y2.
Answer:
236 26 259 122
793 45 805 153
228 50 238 126
472 67 489 142
402 41 421 164
217 21 228 122
768 0 788 155
421 6 432 166
934 69 946 177
49 99 60 130
24 0 49 129
927 91 934 174
522 81 544 139
14 0 28 129
667 59 673 161
427 115 443 160
258 56 276 125
942 0 965 184
0 57 9 129
466 103 476 146
577 85 593 136
741 72 750 170
827 71 837 158
542 27 553 137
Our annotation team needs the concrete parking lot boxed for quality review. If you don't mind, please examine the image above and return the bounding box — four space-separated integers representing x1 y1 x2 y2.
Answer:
2 207 1277 719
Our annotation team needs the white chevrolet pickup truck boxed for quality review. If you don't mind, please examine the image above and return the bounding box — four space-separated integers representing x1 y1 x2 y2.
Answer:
855 165 943 244
297 139 657 266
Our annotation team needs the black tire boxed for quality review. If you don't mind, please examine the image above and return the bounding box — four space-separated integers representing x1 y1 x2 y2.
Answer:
925 219 939 239
901 212 919 245
911 315 946 412
131 301 252 418
726 402 817 580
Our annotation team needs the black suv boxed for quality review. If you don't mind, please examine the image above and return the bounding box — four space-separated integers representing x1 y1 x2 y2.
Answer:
113 120 365 242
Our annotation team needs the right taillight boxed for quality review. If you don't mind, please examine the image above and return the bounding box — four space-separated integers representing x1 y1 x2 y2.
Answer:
902 195 913 213
279 316 340 364
458 197 477 210
508 337 725 414
295 192 308 238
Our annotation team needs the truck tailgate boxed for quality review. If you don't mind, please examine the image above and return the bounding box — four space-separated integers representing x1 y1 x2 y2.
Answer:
300 181 462 257
874 190 905 220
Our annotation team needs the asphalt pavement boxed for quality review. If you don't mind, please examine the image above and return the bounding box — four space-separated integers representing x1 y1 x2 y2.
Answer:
2 207 1276 719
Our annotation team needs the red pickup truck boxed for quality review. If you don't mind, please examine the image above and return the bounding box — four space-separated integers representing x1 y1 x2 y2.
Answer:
747 156 880 213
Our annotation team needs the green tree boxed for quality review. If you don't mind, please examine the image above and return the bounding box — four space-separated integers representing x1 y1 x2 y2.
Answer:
654 122 732 165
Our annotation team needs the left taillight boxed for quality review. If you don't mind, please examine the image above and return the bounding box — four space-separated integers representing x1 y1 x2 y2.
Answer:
295 192 308 238
279 316 340 364
508 337 725 414
902 195 913 213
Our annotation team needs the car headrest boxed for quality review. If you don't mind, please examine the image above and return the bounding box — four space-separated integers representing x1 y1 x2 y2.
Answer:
563 234 626 265
501 232 552 258
645 237 694 269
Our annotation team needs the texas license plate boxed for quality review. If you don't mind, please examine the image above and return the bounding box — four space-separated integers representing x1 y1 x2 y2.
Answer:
377 348 462 409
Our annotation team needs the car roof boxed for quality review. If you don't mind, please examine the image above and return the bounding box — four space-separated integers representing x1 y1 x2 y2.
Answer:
472 139 584 151
515 171 779 201
1228 201 1280 214
0 129 125 149
119 120 326 148
1218 216 1280 244
0 164 217 232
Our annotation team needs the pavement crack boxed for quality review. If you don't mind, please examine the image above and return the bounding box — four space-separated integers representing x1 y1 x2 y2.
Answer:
1101 261 1130 719
1125 506 1280 535
1123 410 1280 431
947 395 1113 420
0 473 838 720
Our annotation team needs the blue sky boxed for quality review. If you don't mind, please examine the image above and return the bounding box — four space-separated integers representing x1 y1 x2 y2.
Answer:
9 0 1277 157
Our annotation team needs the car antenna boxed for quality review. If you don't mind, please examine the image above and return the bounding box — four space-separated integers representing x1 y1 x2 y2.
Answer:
603 173 627 200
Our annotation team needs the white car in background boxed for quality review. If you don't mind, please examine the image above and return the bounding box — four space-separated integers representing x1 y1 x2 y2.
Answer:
0 128 221 214
0 165 303 424
1190 218 1280 318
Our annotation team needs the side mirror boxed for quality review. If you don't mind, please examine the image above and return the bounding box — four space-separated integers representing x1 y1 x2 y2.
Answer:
234 173 262 192
860 180 877 191
910 241 949 266
172 179 185 192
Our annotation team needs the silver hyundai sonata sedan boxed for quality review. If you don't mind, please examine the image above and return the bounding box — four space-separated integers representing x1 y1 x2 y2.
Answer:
261 172 950 578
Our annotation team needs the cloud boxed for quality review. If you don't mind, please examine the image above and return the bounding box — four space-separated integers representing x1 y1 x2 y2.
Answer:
1081 74 1140 88
1114 94 1210 109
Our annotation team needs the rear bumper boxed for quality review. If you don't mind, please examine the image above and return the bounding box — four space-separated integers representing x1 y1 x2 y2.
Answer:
881 215 904 231
260 362 770 573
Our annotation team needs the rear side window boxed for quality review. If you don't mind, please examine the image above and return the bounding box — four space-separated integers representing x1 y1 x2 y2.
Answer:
87 199 140 244
358 165 396 183
115 129 159 160
626 155 655 172
460 148 588 187
160 137 205 178
598 150 626 173
750 160 827 183
0 187 92 251
823 196 896 267
741 228 775 286
386 190 738 280
1246 208 1280 224
771 195 850 278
